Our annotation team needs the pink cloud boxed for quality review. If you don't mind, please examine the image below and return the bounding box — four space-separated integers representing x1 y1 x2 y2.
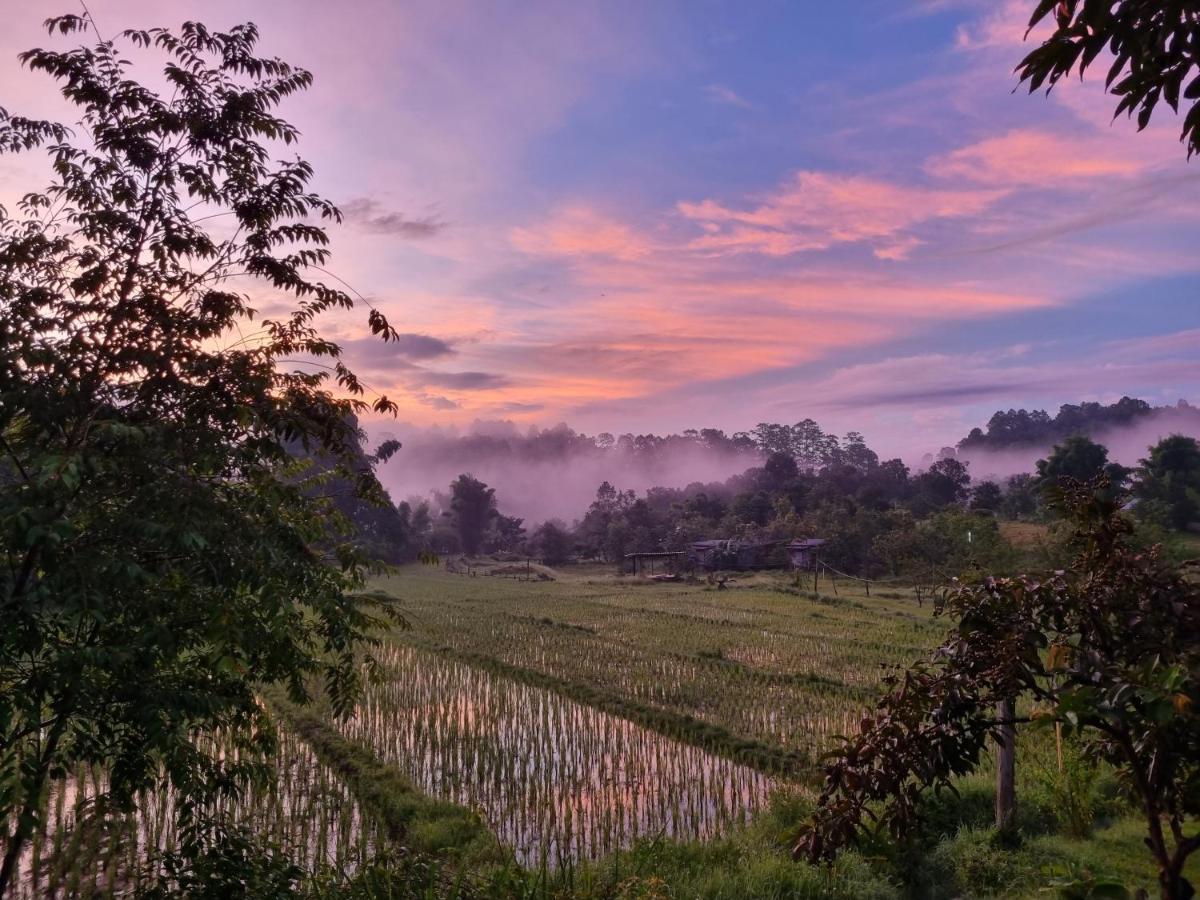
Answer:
704 83 753 109
954 0 1045 52
510 207 652 261
677 171 1001 257
926 129 1144 187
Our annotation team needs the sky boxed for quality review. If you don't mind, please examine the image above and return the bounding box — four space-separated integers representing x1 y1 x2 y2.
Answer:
1 0 1198 456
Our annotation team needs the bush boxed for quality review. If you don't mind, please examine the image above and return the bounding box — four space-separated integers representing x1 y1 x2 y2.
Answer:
926 827 1052 898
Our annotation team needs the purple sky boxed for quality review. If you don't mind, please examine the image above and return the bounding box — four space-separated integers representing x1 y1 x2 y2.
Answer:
2 1 1197 455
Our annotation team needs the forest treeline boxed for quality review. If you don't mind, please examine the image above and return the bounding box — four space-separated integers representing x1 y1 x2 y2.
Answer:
348 397 1200 578
958 396 1200 451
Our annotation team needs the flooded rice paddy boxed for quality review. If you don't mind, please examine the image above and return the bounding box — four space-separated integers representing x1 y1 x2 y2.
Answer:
344 643 780 866
12 638 795 890
11 728 379 899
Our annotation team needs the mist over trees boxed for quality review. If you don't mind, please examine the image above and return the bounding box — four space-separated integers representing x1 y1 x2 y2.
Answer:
957 397 1188 451
381 401 1200 580
378 422 761 525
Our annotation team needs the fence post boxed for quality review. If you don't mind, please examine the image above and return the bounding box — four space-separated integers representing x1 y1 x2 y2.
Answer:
995 698 1017 832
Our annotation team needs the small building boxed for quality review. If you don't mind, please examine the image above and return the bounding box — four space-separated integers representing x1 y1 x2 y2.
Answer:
688 539 787 571
624 550 686 576
787 538 826 571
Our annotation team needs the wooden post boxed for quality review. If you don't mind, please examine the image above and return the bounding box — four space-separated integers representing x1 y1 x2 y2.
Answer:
995 698 1017 832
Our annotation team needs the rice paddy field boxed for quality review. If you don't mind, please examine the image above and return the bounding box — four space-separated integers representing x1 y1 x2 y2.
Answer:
13 563 1186 897
349 565 940 862
373 566 939 763
12 727 380 899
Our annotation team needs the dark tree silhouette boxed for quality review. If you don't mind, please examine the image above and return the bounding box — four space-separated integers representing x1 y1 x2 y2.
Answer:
1136 434 1200 530
531 520 573 566
1036 434 1128 497
913 457 971 511
449 474 497 556
1016 2 1200 159
970 480 1004 512
0 14 403 892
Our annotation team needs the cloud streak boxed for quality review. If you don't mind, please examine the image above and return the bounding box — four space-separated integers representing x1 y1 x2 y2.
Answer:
342 198 446 238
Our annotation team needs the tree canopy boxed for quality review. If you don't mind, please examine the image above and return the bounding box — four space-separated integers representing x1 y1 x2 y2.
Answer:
0 14 401 891
795 480 1200 900
449 474 498 556
1136 434 1200 531
1036 434 1128 496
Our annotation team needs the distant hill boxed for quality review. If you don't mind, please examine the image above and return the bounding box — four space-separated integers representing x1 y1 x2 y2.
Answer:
952 397 1200 480
957 397 1197 451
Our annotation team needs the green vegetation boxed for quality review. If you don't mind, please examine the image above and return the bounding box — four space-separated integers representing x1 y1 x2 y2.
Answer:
799 484 1200 899
0 14 405 895
8 521 1195 897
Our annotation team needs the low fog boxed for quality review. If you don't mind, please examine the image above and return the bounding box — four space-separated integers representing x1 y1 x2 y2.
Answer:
373 401 1200 526
954 403 1200 481
375 421 761 525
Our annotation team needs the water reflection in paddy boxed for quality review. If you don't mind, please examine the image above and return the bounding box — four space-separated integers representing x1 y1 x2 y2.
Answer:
346 644 779 865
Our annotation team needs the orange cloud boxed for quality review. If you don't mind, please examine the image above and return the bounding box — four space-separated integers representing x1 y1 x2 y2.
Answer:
510 207 652 260
926 129 1144 187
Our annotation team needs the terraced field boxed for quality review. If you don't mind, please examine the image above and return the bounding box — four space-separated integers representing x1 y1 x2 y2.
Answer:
13 566 947 887
370 566 940 765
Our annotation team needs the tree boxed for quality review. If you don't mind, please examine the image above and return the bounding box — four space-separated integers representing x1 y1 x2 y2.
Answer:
1135 434 1200 531
911 457 971 514
793 419 838 471
448 474 497 556
531 520 573 566
1001 473 1041 520
839 431 879 474
753 422 794 457
578 481 635 561
292 418 408 563
0 15 402 892
1036 435 1127 498
969 479 1004 512
761 451 800 490
796 480 1200 900
1016 1 1200 160
729 490 773 527
485 513 526 554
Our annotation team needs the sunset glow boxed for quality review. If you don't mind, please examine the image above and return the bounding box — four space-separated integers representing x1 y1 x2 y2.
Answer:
2 0 1196 453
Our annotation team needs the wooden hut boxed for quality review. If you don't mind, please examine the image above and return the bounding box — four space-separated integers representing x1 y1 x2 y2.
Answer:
787 538 826 571
688 538 787 571
624 550 686 576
